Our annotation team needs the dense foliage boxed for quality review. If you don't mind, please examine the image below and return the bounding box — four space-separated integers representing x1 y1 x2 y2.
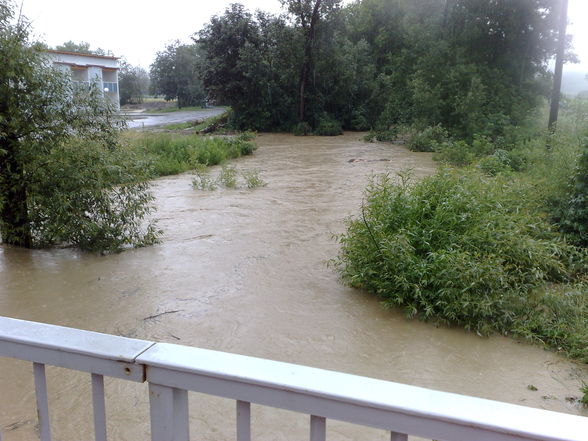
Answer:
119 59 150 105
197 4 300 130
196 0 566 136
0 2 159 251
123 131 256 177
553 138 588 246
335 153 588 360
54 40 113 56
150 41 206 108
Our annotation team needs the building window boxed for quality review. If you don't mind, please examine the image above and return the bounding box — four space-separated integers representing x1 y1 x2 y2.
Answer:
73 81 90 90
103 82 118 93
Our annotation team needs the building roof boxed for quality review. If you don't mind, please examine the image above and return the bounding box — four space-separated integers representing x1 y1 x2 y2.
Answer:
45 49 119 60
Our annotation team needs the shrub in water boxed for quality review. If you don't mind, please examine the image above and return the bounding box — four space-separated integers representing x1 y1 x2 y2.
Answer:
314 114 343 136
292 122 312 136
350 109 370 131
407 125 448 152
219 165 238 188
362 126 400 143
192 168 217 191
124 132 257 176
375 128 399 142
242 169 266 189
335 169 587 345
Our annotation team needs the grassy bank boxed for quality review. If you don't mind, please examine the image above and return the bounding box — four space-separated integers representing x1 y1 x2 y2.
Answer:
122 131 256 177
335 133 588 363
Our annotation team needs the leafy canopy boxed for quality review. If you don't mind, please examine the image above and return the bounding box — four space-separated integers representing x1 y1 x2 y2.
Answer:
150 41 205 108
0 1 159 252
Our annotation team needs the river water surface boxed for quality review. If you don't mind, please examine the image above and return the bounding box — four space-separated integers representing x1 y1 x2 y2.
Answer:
1 133 587 440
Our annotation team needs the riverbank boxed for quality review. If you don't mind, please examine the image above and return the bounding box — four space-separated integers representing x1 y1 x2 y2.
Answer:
336 131 588 378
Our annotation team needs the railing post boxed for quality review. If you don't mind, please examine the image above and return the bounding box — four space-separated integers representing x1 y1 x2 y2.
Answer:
236 401 251 441
91 373 108 441
310 415 326 441
33 362 52 441
390 432 408 441
148 383 189 441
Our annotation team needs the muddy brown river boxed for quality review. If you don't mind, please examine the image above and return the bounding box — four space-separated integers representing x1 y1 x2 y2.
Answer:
1 133 587 440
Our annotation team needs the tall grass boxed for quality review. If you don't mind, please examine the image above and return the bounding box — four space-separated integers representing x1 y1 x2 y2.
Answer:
122 132 256 177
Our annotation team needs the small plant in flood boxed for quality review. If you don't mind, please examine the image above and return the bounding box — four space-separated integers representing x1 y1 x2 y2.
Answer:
192 166 217 191
581 383 588 406
219 165 238 188
242 169 266 188
192 166 266 191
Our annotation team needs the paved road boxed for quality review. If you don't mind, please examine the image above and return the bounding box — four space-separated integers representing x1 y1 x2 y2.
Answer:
124 107 226 129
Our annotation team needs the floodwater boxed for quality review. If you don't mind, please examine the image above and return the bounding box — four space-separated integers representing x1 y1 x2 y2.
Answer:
1 133 587 440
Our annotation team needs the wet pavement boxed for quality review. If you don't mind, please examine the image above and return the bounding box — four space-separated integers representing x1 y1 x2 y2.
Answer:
124 107 226 129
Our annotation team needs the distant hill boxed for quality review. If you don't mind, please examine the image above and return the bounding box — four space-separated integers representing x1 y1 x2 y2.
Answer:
562 71 588 96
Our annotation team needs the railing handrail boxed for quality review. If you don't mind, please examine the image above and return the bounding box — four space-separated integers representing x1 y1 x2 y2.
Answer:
1 316 587 441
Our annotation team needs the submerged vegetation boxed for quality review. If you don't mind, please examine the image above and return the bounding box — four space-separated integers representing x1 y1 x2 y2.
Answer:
192 165 266 191
122 131 256 177
336 127 588 363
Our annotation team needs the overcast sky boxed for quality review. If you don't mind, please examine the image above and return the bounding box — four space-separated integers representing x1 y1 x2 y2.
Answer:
19 0 588 73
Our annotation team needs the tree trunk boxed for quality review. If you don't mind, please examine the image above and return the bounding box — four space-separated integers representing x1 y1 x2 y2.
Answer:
297 0 322 123
548 0 568 132
299 39 312 122
0 136 33 247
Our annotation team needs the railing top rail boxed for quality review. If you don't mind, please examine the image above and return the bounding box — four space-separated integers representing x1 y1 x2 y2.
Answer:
2 317 588 441
138 344 588 441
0 316 153 363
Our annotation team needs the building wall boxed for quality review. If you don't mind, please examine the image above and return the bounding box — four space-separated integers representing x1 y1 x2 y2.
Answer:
45 50 120 110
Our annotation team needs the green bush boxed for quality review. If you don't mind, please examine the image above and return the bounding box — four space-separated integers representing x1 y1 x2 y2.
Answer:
192 169 218 191
123 132 257 176
433 140 477 166
350 109 370 131
314 114 343 136
192 166 266 191
28 139 160 252
556 139 588 246
219 164 238 188
292 122 312 136
407 125 448 152
434 135 502 167
363 125 404 143
335 169 588 359
477 149 511 175
242 169 266 188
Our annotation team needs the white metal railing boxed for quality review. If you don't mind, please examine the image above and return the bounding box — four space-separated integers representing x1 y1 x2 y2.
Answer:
0 316 587 441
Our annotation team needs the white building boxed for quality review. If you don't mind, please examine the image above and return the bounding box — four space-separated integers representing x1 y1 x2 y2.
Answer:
45 49 120 110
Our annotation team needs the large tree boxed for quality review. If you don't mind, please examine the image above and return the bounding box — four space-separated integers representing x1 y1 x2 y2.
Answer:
55 40 113 56
195 0 565 137
150 41 205 108
281 0 341 123
119 59 150 105
0 2 158 251
197 4 299 130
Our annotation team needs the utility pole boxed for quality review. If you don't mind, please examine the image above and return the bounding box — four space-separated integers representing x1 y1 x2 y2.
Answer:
548 0 569 132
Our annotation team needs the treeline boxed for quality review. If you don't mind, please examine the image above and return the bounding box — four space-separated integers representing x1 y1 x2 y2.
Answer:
168 0 567 139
